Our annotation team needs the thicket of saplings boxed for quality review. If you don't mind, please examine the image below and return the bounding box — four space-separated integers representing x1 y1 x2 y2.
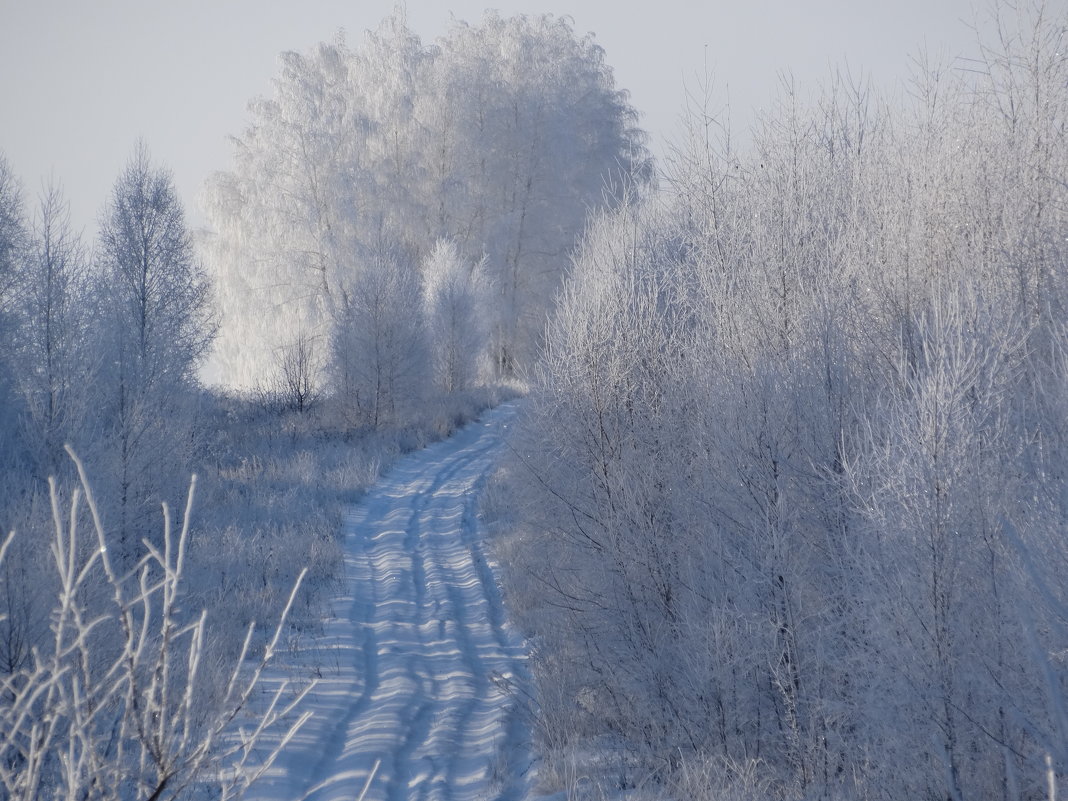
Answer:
491 4 1068 800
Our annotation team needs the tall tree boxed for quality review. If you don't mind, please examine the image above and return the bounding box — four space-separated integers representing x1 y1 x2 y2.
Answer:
436 12 652 372
0 154 25 314
421 238 489 395
100 143 213 389
95 143 214 561
329 251 426 428
11 181 91 481
0 154 29 522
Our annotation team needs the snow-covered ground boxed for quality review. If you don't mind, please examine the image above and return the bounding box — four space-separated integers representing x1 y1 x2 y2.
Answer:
249 402 532 801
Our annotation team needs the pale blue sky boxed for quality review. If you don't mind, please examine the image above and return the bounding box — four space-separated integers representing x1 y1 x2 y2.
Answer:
1 0 987 233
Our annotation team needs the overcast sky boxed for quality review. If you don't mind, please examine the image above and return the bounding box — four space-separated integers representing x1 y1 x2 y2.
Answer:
2 0 989 234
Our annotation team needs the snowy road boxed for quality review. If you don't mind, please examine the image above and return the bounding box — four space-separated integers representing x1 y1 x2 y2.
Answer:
251 403 531 801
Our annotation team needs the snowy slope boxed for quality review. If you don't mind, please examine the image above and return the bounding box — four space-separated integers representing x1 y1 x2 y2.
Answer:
249 402 531 801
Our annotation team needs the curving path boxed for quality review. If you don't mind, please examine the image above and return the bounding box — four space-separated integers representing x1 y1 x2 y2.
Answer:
251 402 531 801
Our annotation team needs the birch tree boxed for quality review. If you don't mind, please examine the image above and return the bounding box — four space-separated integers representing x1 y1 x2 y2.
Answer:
10 182 91 482
95 143 214 564
329 252 427 428
421 239 489 395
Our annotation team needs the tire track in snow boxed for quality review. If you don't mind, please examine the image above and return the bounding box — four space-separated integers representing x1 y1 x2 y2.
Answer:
248 402 530 801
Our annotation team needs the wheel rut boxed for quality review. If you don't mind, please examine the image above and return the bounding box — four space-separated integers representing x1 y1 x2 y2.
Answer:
247 402 530 801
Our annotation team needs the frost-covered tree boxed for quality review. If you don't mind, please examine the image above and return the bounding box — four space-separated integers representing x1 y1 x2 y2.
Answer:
352 11 436 251
329 252 426 428
271 330 321 414
99 143 213 390
435 12 651 372
0 154 25 313
202 37 370 391
422 239 489 395
9 182 91 482
0 155 29 525
94 143 214 562
425 13 652 372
